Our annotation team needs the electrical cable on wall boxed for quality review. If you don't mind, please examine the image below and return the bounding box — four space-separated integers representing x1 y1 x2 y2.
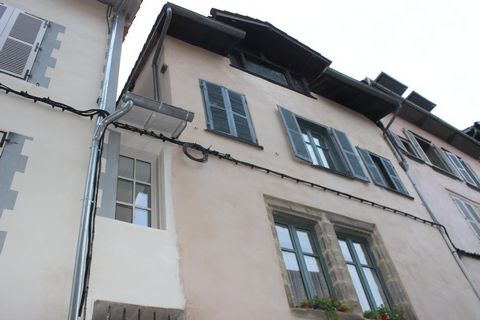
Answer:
1 83 478 260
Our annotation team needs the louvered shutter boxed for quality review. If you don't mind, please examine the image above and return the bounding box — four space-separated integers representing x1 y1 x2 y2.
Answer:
227 90 256 142
403 129 430 163
0 8 47 78
380 157 409 194
443 150 477 183
0 4 14 35
331 129 369 181
0 130 7 157
200 80 232 135
277 106 311 162
357 147 387 186
460 159 480 188
452 197 480 237
391 133 408 154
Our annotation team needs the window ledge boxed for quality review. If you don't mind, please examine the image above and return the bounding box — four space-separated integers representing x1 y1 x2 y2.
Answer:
229 64 317 99
291 308 363 320
371 182 414 200
402 151 425 163
310 164 369 184
205 129 264 150
466 182 480 192
428 163 463 181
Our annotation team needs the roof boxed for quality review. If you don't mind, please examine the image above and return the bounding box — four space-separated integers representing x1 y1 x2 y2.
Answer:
369 73 480 159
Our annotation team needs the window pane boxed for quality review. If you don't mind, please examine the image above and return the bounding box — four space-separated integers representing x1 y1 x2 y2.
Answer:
347 264 370 311
135 183 151 208
275 225 293 250
134 208 151 227
296 230 314 254
353 242 370 265
117 179 133 203
136 160 151 183
306 144 319 165
118 156 134 179
304 255 329 297
282 251 307 305
316 147 330 169
116 204 132 223
339 240 353 263
363 267 387 309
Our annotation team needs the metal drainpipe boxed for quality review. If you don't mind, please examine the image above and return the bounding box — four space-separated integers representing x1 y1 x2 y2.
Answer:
152 7 172 101
380 122 480 301
68 11 127 320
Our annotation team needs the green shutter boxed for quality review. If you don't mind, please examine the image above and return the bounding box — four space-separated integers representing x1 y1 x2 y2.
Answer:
357 147 387 186
403 129 430 164
227 90 256 143
277 106 311 162
380 157 409 194
331 129 369 181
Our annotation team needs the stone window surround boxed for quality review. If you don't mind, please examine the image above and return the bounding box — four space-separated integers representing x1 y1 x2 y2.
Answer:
265 196 417 319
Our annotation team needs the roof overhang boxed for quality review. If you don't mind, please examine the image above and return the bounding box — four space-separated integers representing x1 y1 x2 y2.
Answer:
210 9 331 82
121 2 245 96
310 68 399 122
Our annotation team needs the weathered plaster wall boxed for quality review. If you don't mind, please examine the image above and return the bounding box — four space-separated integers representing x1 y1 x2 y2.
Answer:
153 36 480 319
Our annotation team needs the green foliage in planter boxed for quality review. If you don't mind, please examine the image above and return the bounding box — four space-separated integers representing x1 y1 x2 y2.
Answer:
363 305 406 320
298 297 351 320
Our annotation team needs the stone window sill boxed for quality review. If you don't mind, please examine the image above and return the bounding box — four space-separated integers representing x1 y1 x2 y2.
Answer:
291 308 364 319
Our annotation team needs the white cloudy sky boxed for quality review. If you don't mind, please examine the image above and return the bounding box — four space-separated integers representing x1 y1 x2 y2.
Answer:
119 0 480 130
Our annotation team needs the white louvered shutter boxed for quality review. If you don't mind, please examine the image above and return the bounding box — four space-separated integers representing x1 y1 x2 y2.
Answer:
0 8 47 78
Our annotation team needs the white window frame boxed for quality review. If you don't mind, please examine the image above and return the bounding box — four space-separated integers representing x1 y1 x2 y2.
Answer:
451 194 480 239
116 146 159 228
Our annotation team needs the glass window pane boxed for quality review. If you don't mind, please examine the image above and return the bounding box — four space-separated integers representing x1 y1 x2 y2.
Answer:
339 240 353 262
275 225 293 250
282 251 307 305
136 160 151 183
135 183 151 208
118 156 134 179
353 242 370 265
347 264 370 311
306 144 319 165
116 204 132 223
296 230 314 254
302 133 310 143
304 255 329 297
316 148 330 169
117 179 133 203
312 137 321 146
363 268 387 309
134 208 151 227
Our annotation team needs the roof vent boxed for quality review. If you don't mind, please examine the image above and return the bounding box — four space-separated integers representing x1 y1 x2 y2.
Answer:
406 91 436 112
374 72 408 96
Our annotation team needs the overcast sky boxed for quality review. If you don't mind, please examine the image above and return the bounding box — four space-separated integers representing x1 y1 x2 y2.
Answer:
119 0 480 130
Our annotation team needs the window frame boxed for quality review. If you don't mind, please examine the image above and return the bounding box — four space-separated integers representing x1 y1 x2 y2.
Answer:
336 232 393 311
273 215 334 305
357 147 410 197
229 49 311 96
115 147 159 228
200 79 259 147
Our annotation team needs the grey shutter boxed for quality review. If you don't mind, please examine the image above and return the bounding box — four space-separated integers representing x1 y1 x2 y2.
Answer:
357 147 387 186
277 106 311 162
443 150 476 183
331 129 369 181
391 133 408 153
460 159 480 188
200 80 231 135
227 90 256 142
0 9 47 78
403 129 430 163
380 157 409 194
452 197 480 237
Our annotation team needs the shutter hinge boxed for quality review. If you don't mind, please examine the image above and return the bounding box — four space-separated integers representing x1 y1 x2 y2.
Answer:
34 42 41 52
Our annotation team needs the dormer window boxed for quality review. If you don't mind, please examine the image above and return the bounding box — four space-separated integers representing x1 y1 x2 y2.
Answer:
229 50 309 94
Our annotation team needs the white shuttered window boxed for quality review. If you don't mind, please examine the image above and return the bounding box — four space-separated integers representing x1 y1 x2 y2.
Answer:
0 4 47 79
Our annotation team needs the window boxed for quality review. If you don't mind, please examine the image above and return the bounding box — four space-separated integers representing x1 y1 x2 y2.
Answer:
357 148 409 195
200 80 257 145
278 106 369 181
337 234 391 311
0 4 47 79
451 195 480 238
115 153 156 227
391 133 419 159
229 50 309 94
274 217 332 305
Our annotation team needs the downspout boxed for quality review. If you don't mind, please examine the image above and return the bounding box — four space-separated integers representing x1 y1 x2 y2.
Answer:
152 7 172 101
379 120 480 301
68 10 128 320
